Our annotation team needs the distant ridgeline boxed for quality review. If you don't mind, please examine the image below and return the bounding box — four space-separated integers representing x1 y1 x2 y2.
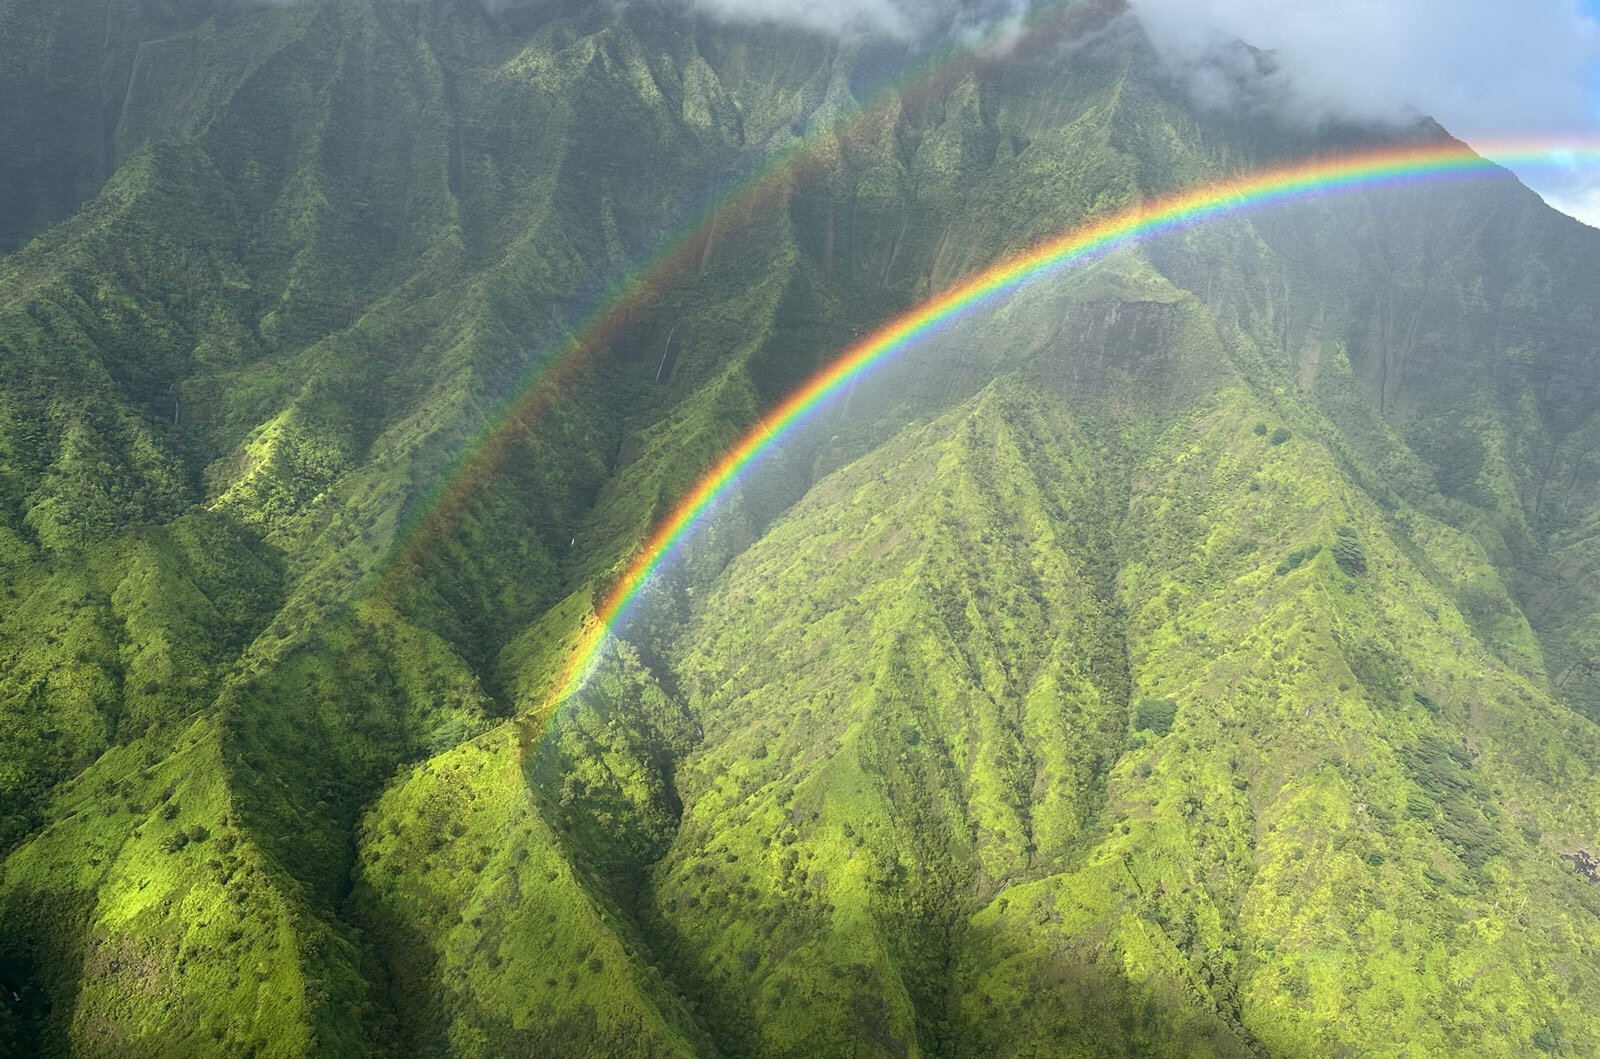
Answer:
1 0 1600 1057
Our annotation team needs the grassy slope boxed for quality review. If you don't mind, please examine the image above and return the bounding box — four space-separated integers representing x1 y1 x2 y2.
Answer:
629 330 1600 1054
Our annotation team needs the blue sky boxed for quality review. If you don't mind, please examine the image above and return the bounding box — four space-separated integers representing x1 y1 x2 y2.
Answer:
1588 0 1600 125
1465 0 1600 226
1590 0 1600 121
1508 0 1600 223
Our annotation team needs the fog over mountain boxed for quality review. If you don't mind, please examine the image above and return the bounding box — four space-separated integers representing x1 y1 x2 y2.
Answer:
680 0 1600 222
1128 0 1600 222
1131 0 1598 130
683 0 1597 130
680 0 1029 40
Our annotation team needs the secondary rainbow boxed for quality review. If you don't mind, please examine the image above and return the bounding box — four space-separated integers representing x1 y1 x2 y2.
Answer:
546 137 1600 710
373 2 1097 596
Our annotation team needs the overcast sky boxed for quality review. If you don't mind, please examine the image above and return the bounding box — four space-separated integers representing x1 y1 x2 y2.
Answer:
689 0 1600 226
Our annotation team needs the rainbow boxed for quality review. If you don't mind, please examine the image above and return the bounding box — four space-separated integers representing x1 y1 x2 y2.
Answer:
546 137 1600 710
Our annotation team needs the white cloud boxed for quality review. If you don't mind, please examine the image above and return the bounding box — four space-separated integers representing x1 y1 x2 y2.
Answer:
680 0 1026 41
690 0 911 37
1127 0 1600 219
1547 184 1600 227
1128 0 1600 135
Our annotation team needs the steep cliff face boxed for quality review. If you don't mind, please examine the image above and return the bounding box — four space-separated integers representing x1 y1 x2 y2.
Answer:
1 1 1599 1055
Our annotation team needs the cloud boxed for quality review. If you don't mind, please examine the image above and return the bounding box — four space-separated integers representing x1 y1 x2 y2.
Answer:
680 0 1600 139
689 0 909 37
1546 183 1600 227
1126 0 1600 136
1127 0 1600 222
681 0 1027 42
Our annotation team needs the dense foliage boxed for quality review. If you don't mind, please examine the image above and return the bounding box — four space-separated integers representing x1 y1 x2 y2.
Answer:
2 0 1599 1055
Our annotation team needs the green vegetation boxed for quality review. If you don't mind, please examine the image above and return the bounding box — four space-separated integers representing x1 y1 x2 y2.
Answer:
1135 697 1179 736
1331 525 1368 576
1274 544 1321 576
1 1 1599 1056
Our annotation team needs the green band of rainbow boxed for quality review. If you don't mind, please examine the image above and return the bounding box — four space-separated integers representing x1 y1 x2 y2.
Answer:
548 137 1600 709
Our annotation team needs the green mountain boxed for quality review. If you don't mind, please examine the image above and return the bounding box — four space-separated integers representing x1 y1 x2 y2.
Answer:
2 0 1599 1055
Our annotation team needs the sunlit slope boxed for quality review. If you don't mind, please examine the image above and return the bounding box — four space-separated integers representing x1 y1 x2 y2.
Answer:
652 384 1140 1056
0 719 382 1057
353 706 715 1056
632 369 1600 1055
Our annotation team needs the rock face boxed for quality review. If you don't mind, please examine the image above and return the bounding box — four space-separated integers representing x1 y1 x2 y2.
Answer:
2 1 1600 1056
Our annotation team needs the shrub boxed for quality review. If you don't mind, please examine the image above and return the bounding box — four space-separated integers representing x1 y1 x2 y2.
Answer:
1276 545 1321 576
1332 526 1368 576
1269 427 1292 445
1134 698 1177 736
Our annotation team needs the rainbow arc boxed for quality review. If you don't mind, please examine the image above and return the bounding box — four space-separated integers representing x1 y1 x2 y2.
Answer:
546 138 1600 713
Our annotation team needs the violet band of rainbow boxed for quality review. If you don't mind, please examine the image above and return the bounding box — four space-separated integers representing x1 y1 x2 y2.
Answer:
548 139 1600 710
